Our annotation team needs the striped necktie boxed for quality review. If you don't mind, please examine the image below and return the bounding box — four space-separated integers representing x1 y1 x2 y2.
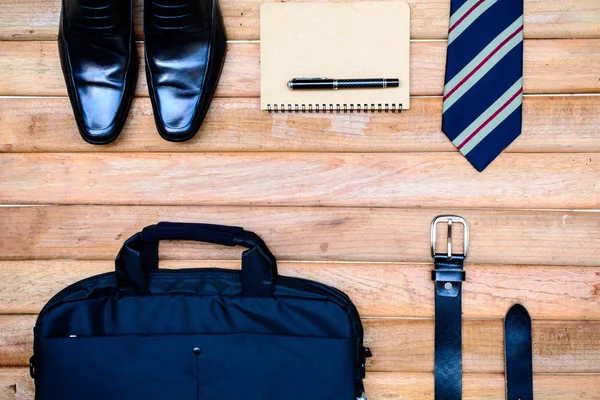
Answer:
442 0 524 172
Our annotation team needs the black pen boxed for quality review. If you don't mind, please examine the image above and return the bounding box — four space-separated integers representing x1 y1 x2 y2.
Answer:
288 77 399 90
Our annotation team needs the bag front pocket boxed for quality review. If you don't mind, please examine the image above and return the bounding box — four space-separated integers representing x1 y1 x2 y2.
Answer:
36 333 356 400
193 333 356 400
36 334 200 400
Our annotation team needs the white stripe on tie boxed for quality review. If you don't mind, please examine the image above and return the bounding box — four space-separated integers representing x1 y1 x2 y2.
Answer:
449 0 483 28
452 78 523 147
443 17 524 113
454 79 523 155
448 0 498 45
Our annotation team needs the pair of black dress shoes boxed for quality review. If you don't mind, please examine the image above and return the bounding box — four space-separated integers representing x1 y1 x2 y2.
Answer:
58 0 227 144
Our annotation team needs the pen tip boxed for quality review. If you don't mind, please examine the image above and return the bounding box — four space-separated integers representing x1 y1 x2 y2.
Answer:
287 81 293 90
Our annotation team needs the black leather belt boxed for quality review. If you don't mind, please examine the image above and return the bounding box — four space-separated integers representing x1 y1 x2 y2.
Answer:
431 216 469 400
505 304 534 400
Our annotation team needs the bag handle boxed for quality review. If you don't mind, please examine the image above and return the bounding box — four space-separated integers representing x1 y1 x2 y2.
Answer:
115 222 277 297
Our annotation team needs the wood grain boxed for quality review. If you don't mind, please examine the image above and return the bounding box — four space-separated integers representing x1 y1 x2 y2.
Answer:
1 369 35 400
1 0 599 41
2 315 599 373
1 41 599 98
1 153 599 208
1 96 599 153
1 260 599 319
0 42 258 98
363 319 600 373
364 372 600 400
0 1 598 396
2 206 600 266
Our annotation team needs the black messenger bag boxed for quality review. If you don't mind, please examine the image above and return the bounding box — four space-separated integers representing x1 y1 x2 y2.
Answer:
31 222 370 400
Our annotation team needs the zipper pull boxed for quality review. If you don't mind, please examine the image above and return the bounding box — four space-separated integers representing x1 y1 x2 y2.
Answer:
360 346 372 378
29 355 35 379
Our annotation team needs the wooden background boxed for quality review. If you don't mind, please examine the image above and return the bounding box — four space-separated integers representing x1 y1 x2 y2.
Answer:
0 0 599 398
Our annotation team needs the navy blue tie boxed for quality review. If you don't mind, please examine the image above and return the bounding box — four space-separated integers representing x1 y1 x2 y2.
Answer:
442 0 524 172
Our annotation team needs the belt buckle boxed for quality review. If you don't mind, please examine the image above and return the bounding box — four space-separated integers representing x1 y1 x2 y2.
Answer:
431 215 469 259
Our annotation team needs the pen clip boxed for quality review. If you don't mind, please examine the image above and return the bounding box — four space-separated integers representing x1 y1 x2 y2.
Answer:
294 77 328 80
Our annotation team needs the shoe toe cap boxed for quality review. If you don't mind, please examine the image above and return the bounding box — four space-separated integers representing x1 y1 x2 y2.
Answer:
76 85 128 145
153 87 207 142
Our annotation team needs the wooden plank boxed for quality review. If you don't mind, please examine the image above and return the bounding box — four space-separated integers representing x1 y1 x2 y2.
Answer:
1 260 598 319
1 369 599 400
2 96 599 153
1 153 599 208
2 315 599 373
2 206 600 266
365 319 600 373
2 368 599 400
0 316 32 368
1 0 599 41
1 41 599 98
364 372 600 400
0 42 258 98
0 368 32 400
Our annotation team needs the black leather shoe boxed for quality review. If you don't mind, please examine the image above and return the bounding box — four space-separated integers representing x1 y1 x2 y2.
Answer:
144 0 227 142
59 0 138 145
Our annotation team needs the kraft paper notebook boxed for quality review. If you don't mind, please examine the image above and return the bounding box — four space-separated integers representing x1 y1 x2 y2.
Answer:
260 2 410 113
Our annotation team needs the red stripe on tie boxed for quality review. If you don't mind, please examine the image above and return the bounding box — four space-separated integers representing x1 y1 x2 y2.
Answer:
448 0 485 33
444 25 524 101
457 87 523 150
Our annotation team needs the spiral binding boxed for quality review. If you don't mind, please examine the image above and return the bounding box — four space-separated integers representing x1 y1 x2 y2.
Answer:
267 103 403 113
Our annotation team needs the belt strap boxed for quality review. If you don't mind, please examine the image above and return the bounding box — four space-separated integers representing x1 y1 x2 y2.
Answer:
433 254 465 400
505 304 534 400
431 215 469 400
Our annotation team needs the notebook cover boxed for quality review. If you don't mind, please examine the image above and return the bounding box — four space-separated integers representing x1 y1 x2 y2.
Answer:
260 2 411 111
